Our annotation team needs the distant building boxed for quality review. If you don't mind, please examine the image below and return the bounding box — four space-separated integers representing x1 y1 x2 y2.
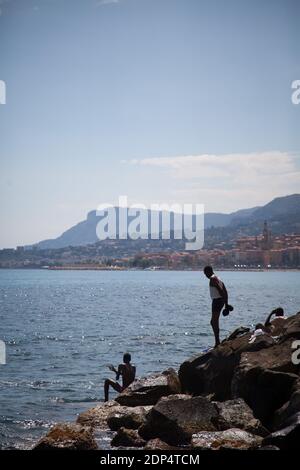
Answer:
262 220 272 250
236 221 272 251
233 221 299 268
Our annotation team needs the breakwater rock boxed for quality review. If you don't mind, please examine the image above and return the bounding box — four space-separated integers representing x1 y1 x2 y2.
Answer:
34 312 300 450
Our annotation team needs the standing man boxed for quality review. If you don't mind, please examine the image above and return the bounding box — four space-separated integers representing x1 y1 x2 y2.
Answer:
203 266 229 347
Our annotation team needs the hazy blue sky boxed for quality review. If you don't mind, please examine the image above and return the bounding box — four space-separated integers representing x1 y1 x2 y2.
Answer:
0 0 299 247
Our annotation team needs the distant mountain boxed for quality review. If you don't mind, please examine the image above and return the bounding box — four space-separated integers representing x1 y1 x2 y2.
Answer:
29 194 300 250
203 194 300 249
230 194 300 233
248 194 300 220
204 206 259 228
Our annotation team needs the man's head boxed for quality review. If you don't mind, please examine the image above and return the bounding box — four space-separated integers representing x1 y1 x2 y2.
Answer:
123 352 131 364
203 265 214 278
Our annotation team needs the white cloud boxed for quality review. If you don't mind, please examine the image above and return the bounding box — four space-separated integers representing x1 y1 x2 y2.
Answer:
124 151 300 212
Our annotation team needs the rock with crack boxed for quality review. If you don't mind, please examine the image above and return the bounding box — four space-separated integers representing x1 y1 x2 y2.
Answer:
115 368 181 406
213 398 268 436
139 394 218 446
192 428 263 450
33 423 98 450
111 427 146 448
107 405 152 431
232 339 298 427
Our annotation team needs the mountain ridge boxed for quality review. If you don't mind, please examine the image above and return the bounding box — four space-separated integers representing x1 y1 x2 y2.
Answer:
29 194 300 250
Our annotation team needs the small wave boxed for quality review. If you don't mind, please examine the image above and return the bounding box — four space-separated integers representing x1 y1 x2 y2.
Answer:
0 379 60 389
0 416 54 429
50 396 99 404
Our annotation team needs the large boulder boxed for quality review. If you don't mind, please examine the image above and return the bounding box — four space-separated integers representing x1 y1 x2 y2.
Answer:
33 423 98 450
231 336 300 425
179 312 300 406
77 400 121 428
111 427 146 448
233 368 298 426
213 398 268 436
262 412 300 450
107 405 151 431
115 368 181 406
192 428 262 450
179 333 274 400
139 394 218 446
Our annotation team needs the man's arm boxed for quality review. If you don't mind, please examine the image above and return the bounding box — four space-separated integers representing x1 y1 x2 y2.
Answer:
116 364 123 381
222 283 228 305
265 312 274 327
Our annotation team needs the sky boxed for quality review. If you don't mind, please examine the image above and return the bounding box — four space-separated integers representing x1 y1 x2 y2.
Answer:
0 0 299 248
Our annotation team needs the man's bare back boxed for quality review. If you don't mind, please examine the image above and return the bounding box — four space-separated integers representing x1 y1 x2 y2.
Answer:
118 362 136 389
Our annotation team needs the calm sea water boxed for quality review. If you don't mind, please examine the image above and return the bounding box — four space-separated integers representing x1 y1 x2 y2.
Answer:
0 269 299 449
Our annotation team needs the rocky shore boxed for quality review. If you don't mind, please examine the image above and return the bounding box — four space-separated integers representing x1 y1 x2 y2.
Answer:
34 312 300 451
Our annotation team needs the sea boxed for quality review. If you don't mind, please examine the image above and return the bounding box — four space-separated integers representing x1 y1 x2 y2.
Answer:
0 269 299 449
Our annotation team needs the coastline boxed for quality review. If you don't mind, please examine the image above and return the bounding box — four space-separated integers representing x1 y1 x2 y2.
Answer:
0 266 299 272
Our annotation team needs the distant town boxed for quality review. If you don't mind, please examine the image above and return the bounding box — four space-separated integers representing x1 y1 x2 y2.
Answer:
0 221 299 270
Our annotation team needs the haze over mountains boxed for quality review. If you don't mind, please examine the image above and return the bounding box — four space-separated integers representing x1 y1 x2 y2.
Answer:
30 194 300 250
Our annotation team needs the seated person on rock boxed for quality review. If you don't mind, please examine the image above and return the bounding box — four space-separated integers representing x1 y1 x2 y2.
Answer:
104 352 136 402
264 307 287 336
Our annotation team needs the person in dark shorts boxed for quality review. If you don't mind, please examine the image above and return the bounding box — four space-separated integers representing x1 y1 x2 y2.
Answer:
203 266 229 347
104 352 136 402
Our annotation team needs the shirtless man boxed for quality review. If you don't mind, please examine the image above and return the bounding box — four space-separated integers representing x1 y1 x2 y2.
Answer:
104 352 136 402
264 307 287 336
203 266 229 347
